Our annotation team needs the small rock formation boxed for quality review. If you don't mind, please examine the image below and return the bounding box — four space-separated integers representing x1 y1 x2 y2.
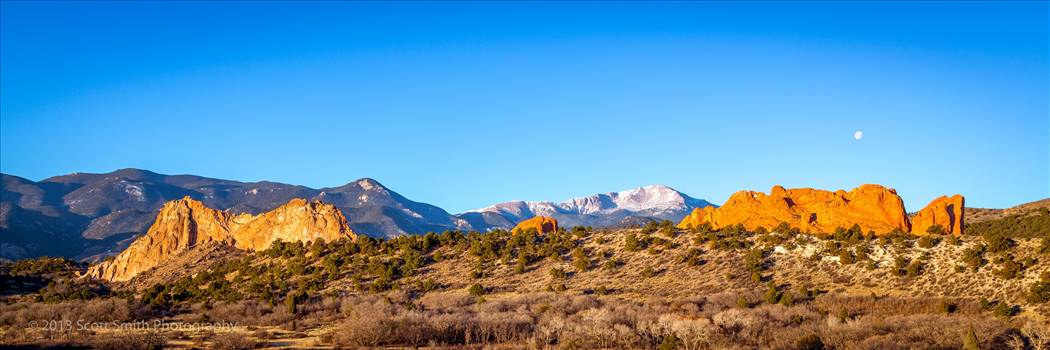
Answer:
677 184 914 235
911 194 964 236
512 216 558 235
85 197 354 282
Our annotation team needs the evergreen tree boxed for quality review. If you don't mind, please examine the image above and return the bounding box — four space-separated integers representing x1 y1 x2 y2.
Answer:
468 283 484 297
625 233 642 252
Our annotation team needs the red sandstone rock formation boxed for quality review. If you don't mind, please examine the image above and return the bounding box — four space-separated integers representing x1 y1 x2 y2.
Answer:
677 185 962 236
512 216 558 235
85 197 355 282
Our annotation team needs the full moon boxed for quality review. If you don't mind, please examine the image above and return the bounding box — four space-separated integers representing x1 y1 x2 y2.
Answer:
854 131 864 140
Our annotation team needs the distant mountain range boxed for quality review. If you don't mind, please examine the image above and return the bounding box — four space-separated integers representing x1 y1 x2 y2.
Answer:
0 169 471 260
0 169 713 261
456 185 713 230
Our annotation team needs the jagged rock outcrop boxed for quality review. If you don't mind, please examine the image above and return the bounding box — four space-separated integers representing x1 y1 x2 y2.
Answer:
678 185 912 235
230 198 355 250
911 194 964 235
678 184 965 236
85 197 354 282
512 216 558 235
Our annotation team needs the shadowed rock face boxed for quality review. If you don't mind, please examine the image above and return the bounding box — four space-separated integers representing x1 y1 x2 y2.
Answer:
912 195 965 235
678 184 965 236
85 197 355 282
512 216 558 235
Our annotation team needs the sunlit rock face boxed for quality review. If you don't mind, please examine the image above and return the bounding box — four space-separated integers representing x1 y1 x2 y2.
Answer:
512 216 558 235
678 184 965 236
85 197 355 282
677 185 915 235
229 198 355 251
912 195 965 236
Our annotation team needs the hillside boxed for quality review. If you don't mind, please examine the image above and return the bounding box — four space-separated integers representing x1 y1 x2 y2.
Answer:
968 198 1050 224
3 190 1048 349
2 210 1048 349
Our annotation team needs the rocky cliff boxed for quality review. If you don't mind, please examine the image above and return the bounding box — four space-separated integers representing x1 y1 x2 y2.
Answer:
911 194 965 235
229 198 355 250
677 185 964 236
512 216 558 235
85 197 355 282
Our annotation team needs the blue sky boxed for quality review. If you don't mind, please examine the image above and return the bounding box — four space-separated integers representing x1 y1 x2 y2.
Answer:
1 1 1047 212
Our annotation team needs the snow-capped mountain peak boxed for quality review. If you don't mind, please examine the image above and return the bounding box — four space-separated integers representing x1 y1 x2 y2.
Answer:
573 185 691 214
458 185 712 230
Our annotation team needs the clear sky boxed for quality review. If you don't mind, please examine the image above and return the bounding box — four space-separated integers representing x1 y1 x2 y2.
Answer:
1 1 1047 212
